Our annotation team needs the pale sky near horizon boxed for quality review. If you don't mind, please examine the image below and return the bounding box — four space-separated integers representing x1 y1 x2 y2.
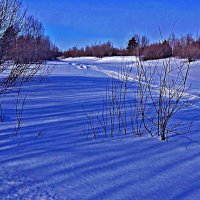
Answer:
25 0 200 50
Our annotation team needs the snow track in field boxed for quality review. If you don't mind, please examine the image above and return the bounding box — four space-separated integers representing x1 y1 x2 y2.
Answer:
64 60 200 108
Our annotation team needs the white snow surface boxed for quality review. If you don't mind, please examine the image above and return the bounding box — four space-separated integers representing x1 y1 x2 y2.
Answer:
1 56 200 199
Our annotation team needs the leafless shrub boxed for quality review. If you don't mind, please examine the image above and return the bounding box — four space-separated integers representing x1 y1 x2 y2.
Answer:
82 106 100 139
97 91 108 137
84 63 136 138
85 58 193 141
13 90 26 137
136 58 193 140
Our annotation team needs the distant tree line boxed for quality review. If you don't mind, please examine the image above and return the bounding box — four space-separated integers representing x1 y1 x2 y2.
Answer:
0 0 60 64
63 41 119 58
63 33 200 61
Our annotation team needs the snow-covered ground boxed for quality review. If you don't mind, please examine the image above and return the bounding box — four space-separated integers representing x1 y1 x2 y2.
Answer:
0 56 200 199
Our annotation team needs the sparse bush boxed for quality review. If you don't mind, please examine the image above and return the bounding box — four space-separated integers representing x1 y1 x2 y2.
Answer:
85 58 192 141
135 58 192 140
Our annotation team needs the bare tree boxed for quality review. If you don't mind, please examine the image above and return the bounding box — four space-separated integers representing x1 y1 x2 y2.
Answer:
0 0 45 138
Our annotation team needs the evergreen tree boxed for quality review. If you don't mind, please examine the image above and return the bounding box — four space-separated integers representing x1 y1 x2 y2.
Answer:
127 36 138 50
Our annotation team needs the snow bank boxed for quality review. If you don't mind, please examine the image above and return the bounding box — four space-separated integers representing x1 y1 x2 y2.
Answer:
61 56 99 63
96 56 139 63
61 56 138 64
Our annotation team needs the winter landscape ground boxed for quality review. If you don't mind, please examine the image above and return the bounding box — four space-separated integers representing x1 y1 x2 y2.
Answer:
0 56 200 199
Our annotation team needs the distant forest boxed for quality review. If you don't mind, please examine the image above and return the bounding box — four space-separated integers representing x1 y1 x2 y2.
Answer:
63 33 200 61
0 0 60 64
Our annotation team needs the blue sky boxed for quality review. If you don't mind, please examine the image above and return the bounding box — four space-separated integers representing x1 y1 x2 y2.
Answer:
24 0 200 50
